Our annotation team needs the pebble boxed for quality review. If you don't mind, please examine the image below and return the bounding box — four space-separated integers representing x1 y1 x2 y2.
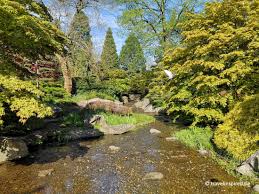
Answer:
165 137 177 141
143 172 164 180
150 128 161 134
38 169 54 177
109 145 120 152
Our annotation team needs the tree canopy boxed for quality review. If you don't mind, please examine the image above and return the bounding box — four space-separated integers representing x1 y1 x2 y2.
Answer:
149 0 259 159
0 0 65 126
117 0 204 59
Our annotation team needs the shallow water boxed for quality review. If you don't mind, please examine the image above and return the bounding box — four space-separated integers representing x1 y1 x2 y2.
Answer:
0 120 250 194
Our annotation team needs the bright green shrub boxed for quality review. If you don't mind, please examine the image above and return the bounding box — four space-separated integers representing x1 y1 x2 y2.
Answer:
0 75 53 125
214 94 259 160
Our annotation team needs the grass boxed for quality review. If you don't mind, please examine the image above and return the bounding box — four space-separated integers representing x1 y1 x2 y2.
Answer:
71 91 116 102
100 112 155 126
174 126 213 150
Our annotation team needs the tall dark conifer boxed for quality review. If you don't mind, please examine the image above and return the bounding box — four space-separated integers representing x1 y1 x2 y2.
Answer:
68 10 93 79
101 28 119 69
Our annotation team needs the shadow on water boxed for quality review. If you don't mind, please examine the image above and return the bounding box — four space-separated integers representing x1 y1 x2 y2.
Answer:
14 141 90 165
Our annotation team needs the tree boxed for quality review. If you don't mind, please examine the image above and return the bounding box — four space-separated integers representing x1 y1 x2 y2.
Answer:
149 0 259 158
68 10 93 79
119 33 146 73
100 28 119 77
0 0 66 126
117 0 204 59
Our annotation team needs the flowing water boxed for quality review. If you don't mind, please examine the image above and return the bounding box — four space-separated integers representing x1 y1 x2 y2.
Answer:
0 119 250 194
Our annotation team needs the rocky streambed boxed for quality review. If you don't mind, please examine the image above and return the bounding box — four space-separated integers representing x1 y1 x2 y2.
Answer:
0 118 251 194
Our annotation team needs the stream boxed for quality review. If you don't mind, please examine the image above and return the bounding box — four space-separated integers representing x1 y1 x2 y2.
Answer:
0 119 250 194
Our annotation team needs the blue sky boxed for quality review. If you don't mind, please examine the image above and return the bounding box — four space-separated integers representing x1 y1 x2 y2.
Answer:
44 1 126 56
86 5 126 56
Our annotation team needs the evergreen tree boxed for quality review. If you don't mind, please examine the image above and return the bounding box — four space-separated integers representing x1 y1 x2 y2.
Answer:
69 10 92 44
119 33 146 73
68 10 93 79
101 28 119 70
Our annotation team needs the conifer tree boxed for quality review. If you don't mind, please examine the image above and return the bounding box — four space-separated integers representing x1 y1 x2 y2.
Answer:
101 28 119 70
68 10 93 79
119 33 146 73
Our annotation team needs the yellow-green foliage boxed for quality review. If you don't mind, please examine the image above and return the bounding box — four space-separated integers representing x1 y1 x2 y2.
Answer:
214 95 259 160
0 75 53 125
149 0 259 125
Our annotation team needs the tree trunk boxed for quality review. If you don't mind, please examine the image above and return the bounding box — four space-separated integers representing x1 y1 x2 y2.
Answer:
55 54 72 95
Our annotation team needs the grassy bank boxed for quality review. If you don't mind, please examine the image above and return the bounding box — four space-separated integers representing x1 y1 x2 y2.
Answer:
99 112 155 126
173 127 258 184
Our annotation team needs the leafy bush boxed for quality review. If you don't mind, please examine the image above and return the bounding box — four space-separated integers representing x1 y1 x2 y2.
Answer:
63 112 84 127
174 126 213 150
0 75 53 125
214 94 259 160
41 81 71 103
149 0 258 126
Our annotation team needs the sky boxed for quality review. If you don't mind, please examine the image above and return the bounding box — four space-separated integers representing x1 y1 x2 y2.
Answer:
86 5 126 56
44 0 126 56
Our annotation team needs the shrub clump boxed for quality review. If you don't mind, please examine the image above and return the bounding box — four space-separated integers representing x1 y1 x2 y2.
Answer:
214 94 259 160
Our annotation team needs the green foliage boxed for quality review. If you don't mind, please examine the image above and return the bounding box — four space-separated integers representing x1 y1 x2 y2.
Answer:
100 28 119 70
0 0 65 126
128 71 153 96
117 0 204 58
41 81 71 103
72 91 116 102
98 112 155 126
150 0 259 126
0 0 65 62
63 112 84 127
174 126 213 150
119 33 146 73
68 10 93 79
0 75 53 125
69 10 91 43
214 94 259 160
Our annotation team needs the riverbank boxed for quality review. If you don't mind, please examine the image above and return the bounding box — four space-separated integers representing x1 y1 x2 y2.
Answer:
172 126 259 190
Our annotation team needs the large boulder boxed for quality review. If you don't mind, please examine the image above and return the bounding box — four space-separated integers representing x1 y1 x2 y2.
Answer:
134 98 161 114
236 163 255 177
89 115 135 135
121 96 129 104
236 151 259 177
0 138 29 164
77 98 132 115
129 94 141 102
134 98 150 109
245 151 259 172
